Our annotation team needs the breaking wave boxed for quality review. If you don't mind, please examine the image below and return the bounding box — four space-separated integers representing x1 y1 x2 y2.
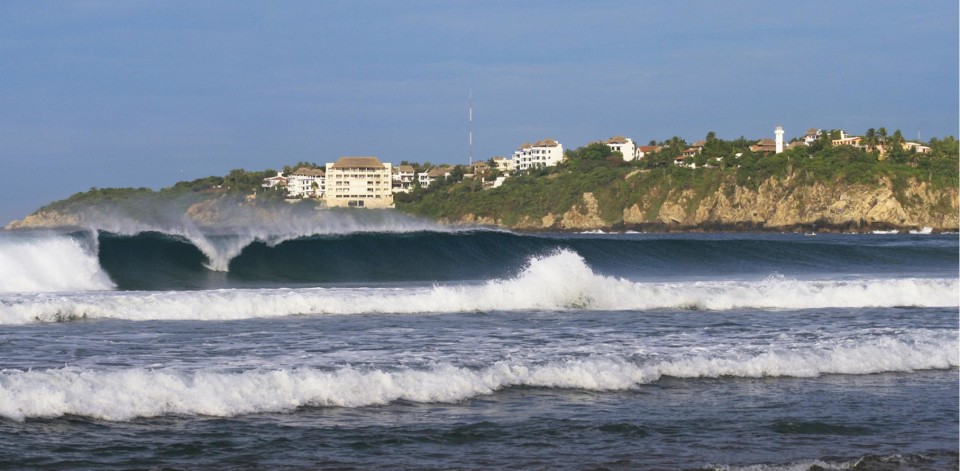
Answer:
79 208 466 272
0 331 954 421
0 234 114 293
1 250 956 324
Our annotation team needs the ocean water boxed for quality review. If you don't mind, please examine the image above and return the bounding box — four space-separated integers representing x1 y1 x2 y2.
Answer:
0 225 957 470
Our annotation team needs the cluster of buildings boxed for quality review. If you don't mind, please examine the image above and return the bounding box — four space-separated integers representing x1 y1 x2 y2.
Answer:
262 126 935 208
262 157 394 209
261 138 571 208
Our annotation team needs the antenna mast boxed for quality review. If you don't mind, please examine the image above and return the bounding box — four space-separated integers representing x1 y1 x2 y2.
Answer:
468 91 473 165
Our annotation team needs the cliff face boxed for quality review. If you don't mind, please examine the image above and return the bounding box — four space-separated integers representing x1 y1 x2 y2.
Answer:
623 175 957 231
4 195 280 231
4 211 82 230
457 175 958 232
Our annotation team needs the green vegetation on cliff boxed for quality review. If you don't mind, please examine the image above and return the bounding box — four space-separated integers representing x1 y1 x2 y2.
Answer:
398 133 959 230
37 168 283 215
19 130 959 232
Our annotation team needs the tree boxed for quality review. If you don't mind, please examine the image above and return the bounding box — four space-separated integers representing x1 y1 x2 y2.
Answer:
891 129 905 147
865 128 877 148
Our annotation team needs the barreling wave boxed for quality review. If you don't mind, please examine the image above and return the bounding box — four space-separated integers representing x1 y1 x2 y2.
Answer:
2 250 956 324
96 230 959 290
1 331 954 421
95 229 534 289
80 208 472 272
3 227 957 292
0 233 114 293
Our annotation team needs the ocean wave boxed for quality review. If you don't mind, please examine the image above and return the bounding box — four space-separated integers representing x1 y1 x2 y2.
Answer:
1 250 956 324
0 234 114 293
0 332 954 421
704 452 956 471
68 207 480 271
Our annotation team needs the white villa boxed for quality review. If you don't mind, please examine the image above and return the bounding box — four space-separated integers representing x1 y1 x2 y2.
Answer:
324 156 394 209
418 166 451 188
286 167 325 198
392 165 415 193
605 136 640 161
902 141 932 154
513 139 564 171
261 172 287 189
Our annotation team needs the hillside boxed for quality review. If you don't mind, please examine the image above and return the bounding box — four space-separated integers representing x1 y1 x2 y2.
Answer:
398 139 959 232
6 137 959 233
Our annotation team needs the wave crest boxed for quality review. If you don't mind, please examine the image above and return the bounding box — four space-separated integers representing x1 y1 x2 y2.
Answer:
1 332 954 421
1 250 957 324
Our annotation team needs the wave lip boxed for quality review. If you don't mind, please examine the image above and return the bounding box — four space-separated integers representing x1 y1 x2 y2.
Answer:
1 250 957 325
0 234 114 293
70 207 486 272
0 332 954 421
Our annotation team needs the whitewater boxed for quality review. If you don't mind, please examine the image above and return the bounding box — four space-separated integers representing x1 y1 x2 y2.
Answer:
0 227 957 470
1 250 957 324
1 329 954 422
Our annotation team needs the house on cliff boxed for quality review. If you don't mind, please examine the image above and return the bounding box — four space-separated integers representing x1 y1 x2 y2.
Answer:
750 139 777 154
636 145 662 159
287 167 325 198
392 165 415 193
418 166 452 188
261 172 287 190
512 139 564 171
604 136 641 161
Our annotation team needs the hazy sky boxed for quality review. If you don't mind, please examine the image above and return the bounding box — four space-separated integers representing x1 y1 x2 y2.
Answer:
1 1 957 223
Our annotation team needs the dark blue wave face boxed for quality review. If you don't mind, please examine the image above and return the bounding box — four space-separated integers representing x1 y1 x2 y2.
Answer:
91 231 959 290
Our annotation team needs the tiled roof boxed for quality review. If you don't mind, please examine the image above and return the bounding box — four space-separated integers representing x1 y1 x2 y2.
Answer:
426 167 451 177
292 167 325 177
331 157 385 169
534 138 560 147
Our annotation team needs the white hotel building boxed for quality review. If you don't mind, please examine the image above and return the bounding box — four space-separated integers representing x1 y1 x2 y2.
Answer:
512 139 564 171
324 157 394 208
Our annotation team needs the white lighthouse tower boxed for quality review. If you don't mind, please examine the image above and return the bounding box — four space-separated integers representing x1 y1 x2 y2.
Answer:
775 125 784 154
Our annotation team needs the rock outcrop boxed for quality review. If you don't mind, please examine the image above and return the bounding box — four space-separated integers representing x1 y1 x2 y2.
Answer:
455 175 959 232
4 210 82 230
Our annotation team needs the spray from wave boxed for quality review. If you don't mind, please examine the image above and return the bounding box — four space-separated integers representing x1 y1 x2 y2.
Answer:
2 250 956 324
58 197 478 271
0 233 114 293
0 331 953 421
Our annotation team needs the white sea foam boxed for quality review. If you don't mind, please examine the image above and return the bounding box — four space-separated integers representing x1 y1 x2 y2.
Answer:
0 250 956 324
0 332 954 421
0 234 114 293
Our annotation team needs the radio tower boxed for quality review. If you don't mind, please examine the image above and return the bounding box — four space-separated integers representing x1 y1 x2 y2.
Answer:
468 91 473 165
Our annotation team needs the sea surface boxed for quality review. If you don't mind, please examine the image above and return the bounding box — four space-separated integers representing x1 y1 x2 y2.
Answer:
0 222 957 470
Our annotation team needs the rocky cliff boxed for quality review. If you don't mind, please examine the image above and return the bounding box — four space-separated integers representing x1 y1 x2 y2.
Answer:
455 175 958 232
5 210 83 230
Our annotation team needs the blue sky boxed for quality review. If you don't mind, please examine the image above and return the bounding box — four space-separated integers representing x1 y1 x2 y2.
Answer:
1 1 957 223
